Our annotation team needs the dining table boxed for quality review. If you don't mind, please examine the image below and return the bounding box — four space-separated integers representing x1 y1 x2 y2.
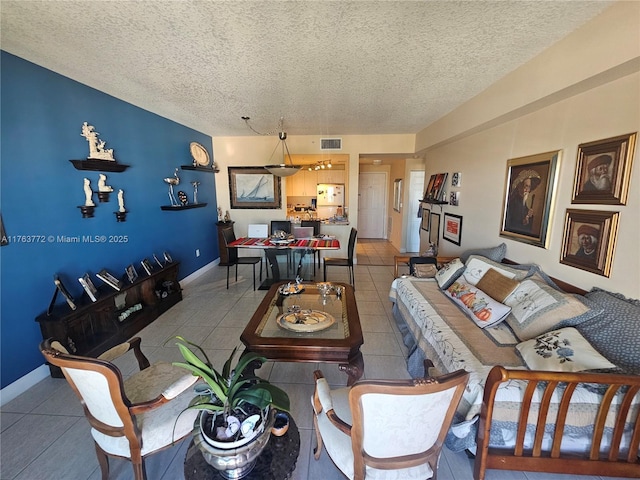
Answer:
228 236 340 289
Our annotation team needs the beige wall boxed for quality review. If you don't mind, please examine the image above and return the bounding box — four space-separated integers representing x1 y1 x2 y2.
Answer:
212 134 414 256
415 2 640 297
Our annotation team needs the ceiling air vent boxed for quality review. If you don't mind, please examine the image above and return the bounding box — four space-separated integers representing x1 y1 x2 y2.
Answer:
320 138 342 150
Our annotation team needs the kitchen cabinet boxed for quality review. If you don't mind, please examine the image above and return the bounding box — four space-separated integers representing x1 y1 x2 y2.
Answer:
287 170 318 196
317 169 345 185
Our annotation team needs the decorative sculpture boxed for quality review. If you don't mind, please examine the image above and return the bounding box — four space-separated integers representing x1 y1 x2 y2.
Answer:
83 178 95 206
96 173 114 202
81 122 115 161
191 181 200 204
163 168 180 206
115 189 127 222
79 178 96 218
217 207 223 223
224 210 231 223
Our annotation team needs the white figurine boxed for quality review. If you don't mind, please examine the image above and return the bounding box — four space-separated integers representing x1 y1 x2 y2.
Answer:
83 178 95 206
98 174 114 192
118 189 126 212
191 181 200 204
81 122 115 161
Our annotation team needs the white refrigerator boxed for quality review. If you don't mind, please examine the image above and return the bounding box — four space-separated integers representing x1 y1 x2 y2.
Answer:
316 183 345 219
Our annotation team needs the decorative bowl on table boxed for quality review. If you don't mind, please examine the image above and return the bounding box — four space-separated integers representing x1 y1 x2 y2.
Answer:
278 283 305 296
276 309 335 332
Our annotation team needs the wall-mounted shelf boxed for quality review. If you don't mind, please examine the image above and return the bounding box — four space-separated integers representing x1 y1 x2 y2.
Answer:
160 203 207 211
70 159 130 172
421 199 448 205
181 165 218 173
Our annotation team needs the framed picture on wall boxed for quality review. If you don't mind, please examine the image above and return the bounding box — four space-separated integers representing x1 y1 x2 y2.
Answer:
443 213 463 246
429 212 440 246
423 175 437 201
499 150 560 248
229 166 282 209
421 207 431 231
571 133 636 205
560 209 619 277
393 179 402 212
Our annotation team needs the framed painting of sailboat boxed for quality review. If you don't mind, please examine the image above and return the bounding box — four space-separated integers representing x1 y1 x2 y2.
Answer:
228 167 282 209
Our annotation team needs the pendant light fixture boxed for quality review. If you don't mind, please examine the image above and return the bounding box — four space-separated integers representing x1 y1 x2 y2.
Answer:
242 116 300 177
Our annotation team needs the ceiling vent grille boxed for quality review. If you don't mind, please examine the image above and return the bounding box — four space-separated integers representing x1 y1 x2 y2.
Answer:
320 138 342 150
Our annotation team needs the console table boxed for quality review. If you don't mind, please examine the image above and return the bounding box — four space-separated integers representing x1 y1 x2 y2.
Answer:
36 262 182 377
184 415 300 480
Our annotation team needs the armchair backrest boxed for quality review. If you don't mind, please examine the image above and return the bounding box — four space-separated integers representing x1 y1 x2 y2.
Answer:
348 369 468 475
39 339 139 441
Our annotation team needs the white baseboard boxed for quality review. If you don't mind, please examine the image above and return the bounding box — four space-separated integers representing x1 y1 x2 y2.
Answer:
1 258 221 406
0 364 50 406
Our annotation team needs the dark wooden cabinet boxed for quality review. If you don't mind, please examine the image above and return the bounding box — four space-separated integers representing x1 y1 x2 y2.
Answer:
36 262 182 377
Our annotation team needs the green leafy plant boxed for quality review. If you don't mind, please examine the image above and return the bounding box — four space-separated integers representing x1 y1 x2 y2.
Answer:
171 336 290 423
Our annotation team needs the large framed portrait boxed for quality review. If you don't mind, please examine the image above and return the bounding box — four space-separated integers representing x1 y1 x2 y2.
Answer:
560 209 619 277
228 167 281 209
443 213 463 246
571 133 636 205
499 150 560 248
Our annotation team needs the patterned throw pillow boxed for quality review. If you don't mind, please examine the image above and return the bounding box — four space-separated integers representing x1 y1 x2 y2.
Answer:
516 328 616 372
435 258 465 289
462 255 531 286
504 280 601 341
578 288 640 374
444 280 511 328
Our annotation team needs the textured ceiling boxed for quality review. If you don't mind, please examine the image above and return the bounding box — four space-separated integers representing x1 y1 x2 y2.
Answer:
1 1 612 137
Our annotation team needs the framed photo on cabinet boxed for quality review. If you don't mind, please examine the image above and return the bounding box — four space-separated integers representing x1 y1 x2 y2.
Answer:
572 133 636 205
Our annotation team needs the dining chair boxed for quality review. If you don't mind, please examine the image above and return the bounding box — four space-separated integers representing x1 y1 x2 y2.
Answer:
301 220 321 274
311 365 469 480
39 337 199 480
270 220 293 275
323 227 357 289
222 227 263 290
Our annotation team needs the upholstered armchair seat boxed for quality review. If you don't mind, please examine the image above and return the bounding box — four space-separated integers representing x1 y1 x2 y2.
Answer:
40 337 200 480
312 366 468 480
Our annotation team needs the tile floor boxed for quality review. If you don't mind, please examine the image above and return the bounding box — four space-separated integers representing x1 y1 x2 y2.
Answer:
0 241 621 479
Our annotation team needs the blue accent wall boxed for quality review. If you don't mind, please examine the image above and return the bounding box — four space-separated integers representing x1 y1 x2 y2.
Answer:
0 51 219 387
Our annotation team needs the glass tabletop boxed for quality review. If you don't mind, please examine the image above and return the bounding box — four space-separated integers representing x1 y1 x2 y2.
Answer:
253 284 349 340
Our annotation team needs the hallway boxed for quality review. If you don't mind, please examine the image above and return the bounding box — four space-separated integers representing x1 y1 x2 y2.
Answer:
356 238 418 266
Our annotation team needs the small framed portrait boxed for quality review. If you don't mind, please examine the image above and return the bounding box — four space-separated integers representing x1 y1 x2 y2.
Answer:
163 251 173 263
500 150 561 248
449 191 460 206
451 172 461 187
125 264 138 284
443 213 463 246
429 212 440 246
572 133 636 205
421 207 431 232
153 253 165 268
141 258 154 276
229 166 281 209
560 209 619 277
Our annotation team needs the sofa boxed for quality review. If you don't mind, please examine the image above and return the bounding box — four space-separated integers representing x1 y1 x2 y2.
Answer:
389 247 640 479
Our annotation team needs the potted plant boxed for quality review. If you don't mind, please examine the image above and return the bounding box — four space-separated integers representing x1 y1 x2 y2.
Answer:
171 336 290 478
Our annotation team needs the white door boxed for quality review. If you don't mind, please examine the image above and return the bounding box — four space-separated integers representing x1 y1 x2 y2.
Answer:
406 170 425 253
358 172 387 238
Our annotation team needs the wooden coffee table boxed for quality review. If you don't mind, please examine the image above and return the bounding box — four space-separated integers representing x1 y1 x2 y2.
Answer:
241 281 364 385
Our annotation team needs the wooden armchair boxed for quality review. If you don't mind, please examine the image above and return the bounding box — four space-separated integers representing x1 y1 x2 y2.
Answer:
311 365 469 479
39 337 199 480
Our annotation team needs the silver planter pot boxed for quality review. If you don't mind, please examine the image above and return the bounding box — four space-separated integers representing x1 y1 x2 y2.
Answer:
193 409 276 479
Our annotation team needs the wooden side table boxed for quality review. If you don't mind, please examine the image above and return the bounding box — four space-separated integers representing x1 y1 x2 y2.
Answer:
394 255 411 278
184 415 301 480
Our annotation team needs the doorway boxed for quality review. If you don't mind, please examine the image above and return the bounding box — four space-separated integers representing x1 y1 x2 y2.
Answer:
358 172 387 238
406 170 425 253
